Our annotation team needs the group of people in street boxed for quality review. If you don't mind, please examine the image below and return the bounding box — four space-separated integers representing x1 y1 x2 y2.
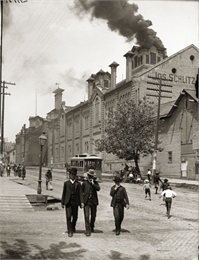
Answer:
143 169 177 218
61 168 130 237
0 163 26 179
120 163 142 183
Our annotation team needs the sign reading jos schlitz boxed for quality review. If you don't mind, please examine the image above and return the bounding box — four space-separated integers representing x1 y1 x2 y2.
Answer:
149 72 196 84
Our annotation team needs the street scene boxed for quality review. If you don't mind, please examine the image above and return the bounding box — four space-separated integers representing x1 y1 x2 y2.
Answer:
0 168 198 260
0 1 198 260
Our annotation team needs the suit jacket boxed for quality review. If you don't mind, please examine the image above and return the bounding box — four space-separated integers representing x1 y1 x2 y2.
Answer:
61 179 83 206
82 180 100 206
110 185 129 208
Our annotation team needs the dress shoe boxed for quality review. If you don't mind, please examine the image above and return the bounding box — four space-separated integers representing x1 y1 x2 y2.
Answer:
115 231 120 236
68 233 73 237
85 232 91 237
91 228 94 233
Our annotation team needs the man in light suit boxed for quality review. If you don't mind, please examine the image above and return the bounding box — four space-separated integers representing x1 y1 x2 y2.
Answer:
61 167 84 237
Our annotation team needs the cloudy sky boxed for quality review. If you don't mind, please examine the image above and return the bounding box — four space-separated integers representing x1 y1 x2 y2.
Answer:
1 0 198 142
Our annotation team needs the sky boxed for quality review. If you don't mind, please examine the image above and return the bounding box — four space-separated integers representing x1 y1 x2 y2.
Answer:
1 0 198 142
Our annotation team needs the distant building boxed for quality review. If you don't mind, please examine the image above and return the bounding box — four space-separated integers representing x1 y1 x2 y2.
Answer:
15 117 48 166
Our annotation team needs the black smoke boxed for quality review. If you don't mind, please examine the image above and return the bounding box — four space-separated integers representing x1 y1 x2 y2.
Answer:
73 0 165 48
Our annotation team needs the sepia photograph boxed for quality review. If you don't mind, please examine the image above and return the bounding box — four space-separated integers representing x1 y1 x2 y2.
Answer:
0 0 198 259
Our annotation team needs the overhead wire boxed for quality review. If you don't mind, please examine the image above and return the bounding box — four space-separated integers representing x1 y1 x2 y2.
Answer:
3 1 59 78
10 2 70 81
3 0 43 64
12 2 75 82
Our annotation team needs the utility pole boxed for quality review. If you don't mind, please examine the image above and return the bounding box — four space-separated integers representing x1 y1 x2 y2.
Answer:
1 81 15 158
0 1 4 162
146 76 172 175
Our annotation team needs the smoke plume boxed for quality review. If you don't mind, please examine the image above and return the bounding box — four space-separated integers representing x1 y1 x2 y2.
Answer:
73 0 164 48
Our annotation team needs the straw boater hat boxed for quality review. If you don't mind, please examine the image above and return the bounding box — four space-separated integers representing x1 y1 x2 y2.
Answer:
87 169 95 178
144 179 149 183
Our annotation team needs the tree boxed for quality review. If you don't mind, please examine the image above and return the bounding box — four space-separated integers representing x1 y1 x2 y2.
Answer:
95 98 160 177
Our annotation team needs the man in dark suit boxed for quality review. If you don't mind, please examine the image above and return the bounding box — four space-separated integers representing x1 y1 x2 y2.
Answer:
82 169 100 236
61 167 84 237
110 174 129 236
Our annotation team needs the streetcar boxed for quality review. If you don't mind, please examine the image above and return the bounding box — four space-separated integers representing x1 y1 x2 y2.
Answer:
70 154 102 180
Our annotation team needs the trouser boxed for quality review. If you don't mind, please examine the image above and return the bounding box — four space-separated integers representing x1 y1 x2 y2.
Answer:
165 198 172 215
145 188 151 197
84 203 97 233
46 181 49 190
65 202 78 233
113 202 124 233
154 182 159 193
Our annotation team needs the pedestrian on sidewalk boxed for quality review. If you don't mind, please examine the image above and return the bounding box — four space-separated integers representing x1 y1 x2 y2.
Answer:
160 186 177 218
147 168 151 181
6 164 11 177
110 173 130 236
45 169 52 190
143 179 151 200
82 169 100 237
61 167 84 237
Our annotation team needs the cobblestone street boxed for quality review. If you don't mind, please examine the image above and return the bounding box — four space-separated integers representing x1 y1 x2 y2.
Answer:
0 176 198 260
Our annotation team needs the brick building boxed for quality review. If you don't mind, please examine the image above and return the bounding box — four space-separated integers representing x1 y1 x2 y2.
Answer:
16 43 199 179
16 117 48 166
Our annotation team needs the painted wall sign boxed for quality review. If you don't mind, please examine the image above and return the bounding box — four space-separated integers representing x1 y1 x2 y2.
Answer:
149 72 196 84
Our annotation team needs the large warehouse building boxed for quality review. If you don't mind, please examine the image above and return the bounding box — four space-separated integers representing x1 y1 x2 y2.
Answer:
16 43 199 180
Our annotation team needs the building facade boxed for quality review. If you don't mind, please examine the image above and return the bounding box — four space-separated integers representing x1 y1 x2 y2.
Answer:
16 44 199 179
16 117 48 166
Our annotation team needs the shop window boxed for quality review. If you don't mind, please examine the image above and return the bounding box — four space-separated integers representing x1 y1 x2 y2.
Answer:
168 151 172 163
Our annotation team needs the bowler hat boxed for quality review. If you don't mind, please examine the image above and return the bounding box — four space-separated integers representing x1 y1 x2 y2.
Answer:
113 175 122 183
87 169 95 177
164 179 168 182
69 168 77 175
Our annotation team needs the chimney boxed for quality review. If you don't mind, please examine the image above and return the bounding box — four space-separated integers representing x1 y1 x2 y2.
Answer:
86 76 94 99
53 87 64 110
109 61 119 90
124 51 134 82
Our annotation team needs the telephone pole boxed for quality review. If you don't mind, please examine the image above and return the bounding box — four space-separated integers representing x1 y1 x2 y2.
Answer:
1 81 15 158
147 76 172 174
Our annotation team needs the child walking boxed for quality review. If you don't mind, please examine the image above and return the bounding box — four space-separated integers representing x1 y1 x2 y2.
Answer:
160 186 177 218
110 174 129 236
143 179 151 200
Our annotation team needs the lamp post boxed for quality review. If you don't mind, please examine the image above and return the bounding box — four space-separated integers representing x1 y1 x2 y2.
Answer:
37 132 47 195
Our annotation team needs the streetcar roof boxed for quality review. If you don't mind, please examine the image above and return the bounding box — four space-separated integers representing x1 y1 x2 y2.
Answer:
71 155 102 160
